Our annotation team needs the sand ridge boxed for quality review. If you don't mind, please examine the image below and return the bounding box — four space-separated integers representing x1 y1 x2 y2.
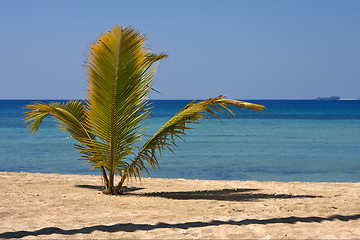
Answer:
0 172 359 239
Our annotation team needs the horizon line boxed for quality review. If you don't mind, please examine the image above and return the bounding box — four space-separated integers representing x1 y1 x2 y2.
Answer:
1 98 359 101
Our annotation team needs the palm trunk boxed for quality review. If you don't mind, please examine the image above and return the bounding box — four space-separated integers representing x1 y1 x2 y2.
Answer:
100 166 109 190
100 166 117 195
108 167 114 193
115 173 126 194
104 176 116 195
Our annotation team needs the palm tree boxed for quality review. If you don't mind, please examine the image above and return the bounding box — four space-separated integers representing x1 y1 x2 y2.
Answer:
25 25 265 195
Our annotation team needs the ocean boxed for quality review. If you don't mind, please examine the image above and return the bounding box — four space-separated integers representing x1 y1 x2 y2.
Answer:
0 100 359 182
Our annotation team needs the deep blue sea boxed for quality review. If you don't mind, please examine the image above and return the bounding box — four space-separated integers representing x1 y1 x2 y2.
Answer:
0 100 359 182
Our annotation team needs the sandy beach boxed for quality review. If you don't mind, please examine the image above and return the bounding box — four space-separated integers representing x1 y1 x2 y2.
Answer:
0 172 359 239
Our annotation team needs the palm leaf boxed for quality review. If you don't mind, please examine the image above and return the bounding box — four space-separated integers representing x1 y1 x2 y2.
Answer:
25 100 112 188
116 95 265 190
82 25 167 187
25 100 90 142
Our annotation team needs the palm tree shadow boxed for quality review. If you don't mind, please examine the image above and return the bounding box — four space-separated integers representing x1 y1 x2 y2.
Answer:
134 188 321 202
1 214 359 238
75 186 321 201
75 184 103 190
75 185 144 193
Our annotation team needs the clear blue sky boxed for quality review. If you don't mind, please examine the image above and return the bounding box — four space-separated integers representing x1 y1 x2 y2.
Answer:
0 0 359 100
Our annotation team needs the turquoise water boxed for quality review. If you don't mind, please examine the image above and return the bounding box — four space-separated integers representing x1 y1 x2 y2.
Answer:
0 100 359 182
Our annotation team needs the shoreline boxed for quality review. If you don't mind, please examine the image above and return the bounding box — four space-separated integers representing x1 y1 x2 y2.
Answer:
2 171 359 184
1 171 360 239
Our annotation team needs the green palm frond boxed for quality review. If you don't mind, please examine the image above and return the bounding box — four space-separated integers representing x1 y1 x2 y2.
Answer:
25 100 112 188
82 25 167 188
25 100 90 141
116 95 265 190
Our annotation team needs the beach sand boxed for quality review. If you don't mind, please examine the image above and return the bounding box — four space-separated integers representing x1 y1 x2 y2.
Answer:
0 172 359 239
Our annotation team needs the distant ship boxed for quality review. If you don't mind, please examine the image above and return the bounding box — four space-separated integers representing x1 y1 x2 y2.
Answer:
316 96 340 100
